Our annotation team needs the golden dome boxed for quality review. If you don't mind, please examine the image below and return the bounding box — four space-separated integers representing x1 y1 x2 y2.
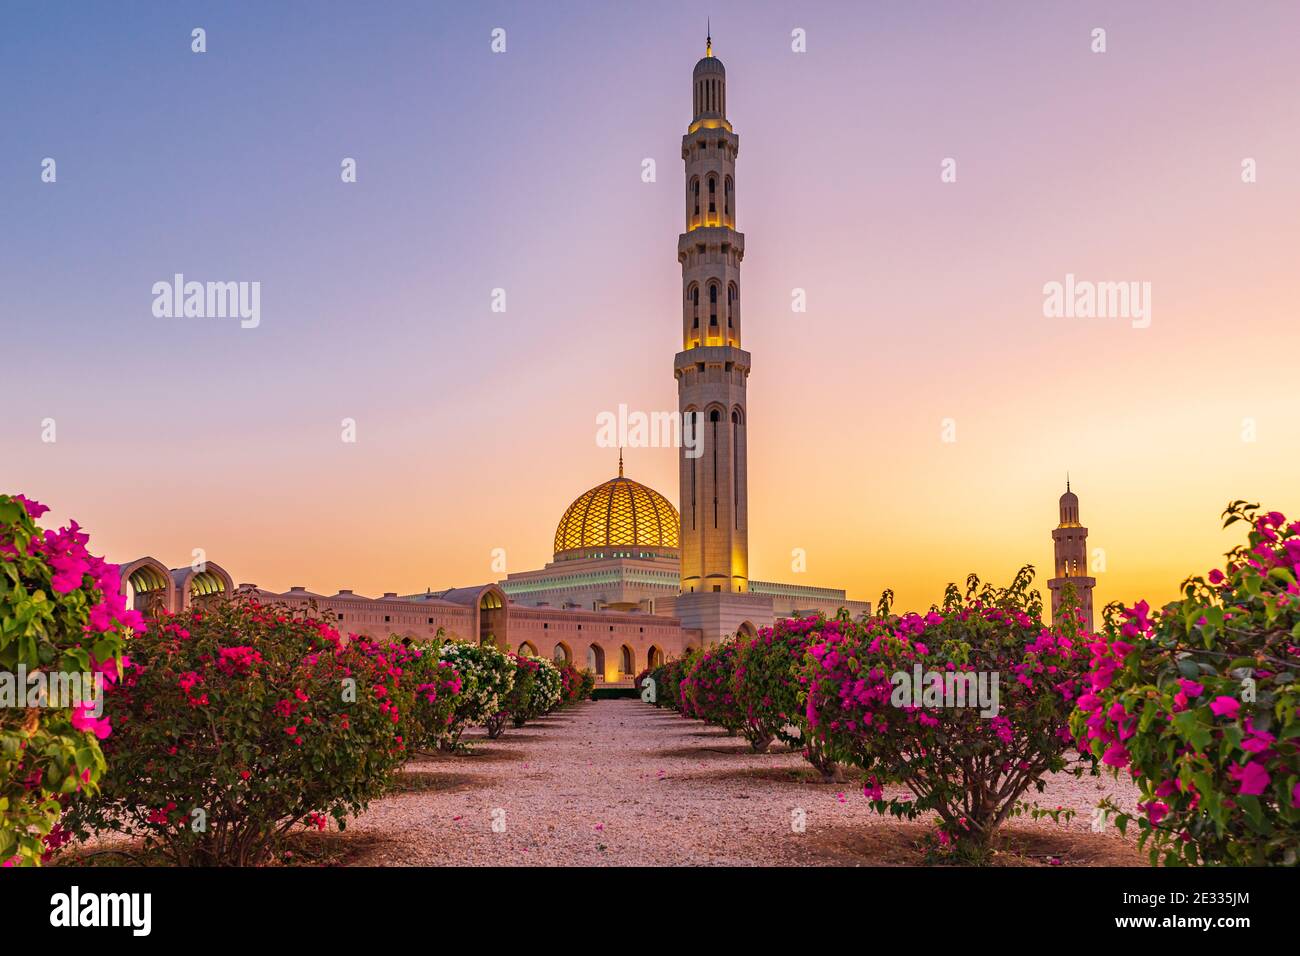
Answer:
553 464 680 559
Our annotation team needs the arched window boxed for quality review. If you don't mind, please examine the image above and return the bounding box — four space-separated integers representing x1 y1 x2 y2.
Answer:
586 643 605 678
707 176 716 215
709 283 718 325
518 641 537 656
689 285 699 328
692 179 699 217
724 176 732 217
620 645 633 675
726 282 736 328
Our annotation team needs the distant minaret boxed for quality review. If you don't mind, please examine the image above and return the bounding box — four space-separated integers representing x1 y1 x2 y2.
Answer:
1047 479 1096 632
675 31 749 594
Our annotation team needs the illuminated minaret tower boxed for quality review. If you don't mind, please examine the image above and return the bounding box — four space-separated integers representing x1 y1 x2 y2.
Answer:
675 29 749 597
1047 479 1096 632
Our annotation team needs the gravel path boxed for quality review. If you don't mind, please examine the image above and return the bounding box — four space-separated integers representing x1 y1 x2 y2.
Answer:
345 699 1144 866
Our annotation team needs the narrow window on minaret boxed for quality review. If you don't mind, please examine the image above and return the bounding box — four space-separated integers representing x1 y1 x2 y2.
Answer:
708 177 716 215
724 176 732 217
709 283 718 325
732 411 740 530
693 180 699 217
691 285 699 328
690 444 696 530
710 410 720 528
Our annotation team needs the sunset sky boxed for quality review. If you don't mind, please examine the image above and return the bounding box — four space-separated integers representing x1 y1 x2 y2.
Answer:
4 1 1298 617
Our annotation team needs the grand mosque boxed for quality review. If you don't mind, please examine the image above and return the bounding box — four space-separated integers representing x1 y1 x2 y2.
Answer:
115 38 1095 686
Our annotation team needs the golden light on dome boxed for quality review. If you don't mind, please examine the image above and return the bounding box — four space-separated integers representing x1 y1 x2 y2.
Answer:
553 472 680 557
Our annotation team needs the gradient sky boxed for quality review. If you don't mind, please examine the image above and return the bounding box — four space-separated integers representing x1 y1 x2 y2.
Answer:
3 1 1298 617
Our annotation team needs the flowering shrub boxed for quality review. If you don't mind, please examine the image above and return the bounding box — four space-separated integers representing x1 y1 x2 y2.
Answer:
0 495 139 867
439 641 514 747
735 616 838 774
61 600 408 865
528 655 563 718
653 651 698 715
805 569 1093 859
1074 503 1300 866
386 639 462 752
502 652 560 730
554 662 595 704
684 641 772 750
557 662 581 703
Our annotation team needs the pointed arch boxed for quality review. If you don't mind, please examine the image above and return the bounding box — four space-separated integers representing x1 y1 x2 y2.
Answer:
120 557 176 615
172 562 235 611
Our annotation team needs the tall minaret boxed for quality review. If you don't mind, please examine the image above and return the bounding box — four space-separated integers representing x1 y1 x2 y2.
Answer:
675 32 750 594
1047 479 1096 632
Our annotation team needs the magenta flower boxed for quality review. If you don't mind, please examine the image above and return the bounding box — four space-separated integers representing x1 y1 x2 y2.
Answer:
1227 761 1270 796
1208 696 1240 719
1101 743 1131 768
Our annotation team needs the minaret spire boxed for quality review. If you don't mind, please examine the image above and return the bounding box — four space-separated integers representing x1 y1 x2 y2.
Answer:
706 20 712 57
618 449 624 478
1048 483 1095 632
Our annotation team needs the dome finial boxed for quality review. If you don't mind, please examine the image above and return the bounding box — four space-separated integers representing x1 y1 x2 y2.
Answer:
618 448 624 478
706 19 712 57
1066 471 1070 493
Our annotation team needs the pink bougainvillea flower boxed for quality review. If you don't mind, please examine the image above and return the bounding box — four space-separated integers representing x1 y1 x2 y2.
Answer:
1101 743 1131 768
70 705 112 740
1208 696 1241 719
13 494 49 518
1141 801 1170 825
1227 761 1270 796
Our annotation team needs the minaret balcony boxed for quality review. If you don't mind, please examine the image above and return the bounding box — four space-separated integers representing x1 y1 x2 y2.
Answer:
678 227 744 255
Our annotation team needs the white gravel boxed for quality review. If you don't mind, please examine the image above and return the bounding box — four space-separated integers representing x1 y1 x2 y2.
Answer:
344 699 1144 866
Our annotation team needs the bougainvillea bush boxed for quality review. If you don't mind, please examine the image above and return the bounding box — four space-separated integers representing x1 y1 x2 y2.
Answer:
654 651 697 715
554 661 595 704
439 640 514 747
388 640 462 752
1074 502 1300 866
805 569 1093 859
735 616 838 774
61 600 408 865
0 494 140 867
556 661 583 704
502 653 560 730
685 640 773 750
